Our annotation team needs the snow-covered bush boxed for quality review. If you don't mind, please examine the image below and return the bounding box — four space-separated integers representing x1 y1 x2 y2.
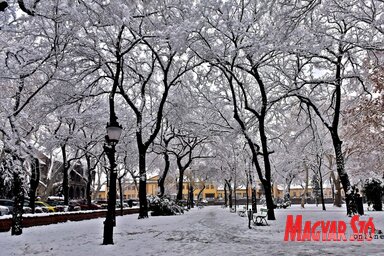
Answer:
148 196 184 216
363 178 383 211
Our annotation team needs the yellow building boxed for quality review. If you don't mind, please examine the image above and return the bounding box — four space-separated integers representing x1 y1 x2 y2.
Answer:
123 175 159 199
182 181 218 200
217 185 254 199
274 183 343 199
95 176 159 200
124 183 138 199
95 176 341 202
119 176 221 200
95 184 107 200
146 176 159 197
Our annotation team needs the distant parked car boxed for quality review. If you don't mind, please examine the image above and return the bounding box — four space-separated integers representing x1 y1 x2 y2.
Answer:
68 201 81 211
35 201 56 212
0 205 9 216
125 199 139 208
69 200 102 211
0 199 14 213
80 202 102 210
24 199 42 213
22 205 32 214
0 199 32 214
116 201 129 208
95 200 108 209
47 200 68 212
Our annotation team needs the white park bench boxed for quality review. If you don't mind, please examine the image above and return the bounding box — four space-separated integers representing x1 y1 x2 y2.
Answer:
252 208 269 226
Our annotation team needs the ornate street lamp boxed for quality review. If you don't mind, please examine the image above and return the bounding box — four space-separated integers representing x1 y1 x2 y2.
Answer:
103 121 122 245
106 122 123 145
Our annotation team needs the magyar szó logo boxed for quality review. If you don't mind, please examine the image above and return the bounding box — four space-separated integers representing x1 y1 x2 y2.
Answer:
284 215 382 241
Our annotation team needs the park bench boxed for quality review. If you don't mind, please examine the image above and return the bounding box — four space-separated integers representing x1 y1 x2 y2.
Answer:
252 208 269 226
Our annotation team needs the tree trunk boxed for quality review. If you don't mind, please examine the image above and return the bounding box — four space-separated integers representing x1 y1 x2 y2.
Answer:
248 165 257 212
189 185 194 209
177 168 185 201
157 151 170 198
11 173 24 236
332 138 356 215
61 145 69 205
246 175 249 210
261 180 275 217
331 54 356 216
331 176 335 201
319 169 326 211
334 183 342 206
329 165 342 207
197 184 205 202
258 119 276 220
225 179 232 209
118 177 124 216
234 171 237 212
287 178 293 196
301 162 309 208
28 157 40 214
86 154 92 206
252 188 257 213
224 182 228 208
138 149 148 219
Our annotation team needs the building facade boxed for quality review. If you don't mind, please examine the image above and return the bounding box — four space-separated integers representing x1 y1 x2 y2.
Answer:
95 175 343 203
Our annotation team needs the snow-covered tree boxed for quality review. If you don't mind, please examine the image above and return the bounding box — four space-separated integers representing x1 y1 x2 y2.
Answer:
0 0 75 235
281 0 384 215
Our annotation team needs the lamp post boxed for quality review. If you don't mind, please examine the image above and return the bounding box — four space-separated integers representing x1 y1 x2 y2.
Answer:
103 121 122 245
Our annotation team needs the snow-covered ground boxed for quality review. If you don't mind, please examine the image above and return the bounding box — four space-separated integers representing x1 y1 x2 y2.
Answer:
0 204 383 256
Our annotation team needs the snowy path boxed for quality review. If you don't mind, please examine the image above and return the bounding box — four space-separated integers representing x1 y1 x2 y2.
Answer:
0 205 383 256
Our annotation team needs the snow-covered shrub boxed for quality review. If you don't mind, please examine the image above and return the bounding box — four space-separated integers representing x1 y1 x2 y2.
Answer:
148 196 184 216
283 193 291 205
363 178 383 211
